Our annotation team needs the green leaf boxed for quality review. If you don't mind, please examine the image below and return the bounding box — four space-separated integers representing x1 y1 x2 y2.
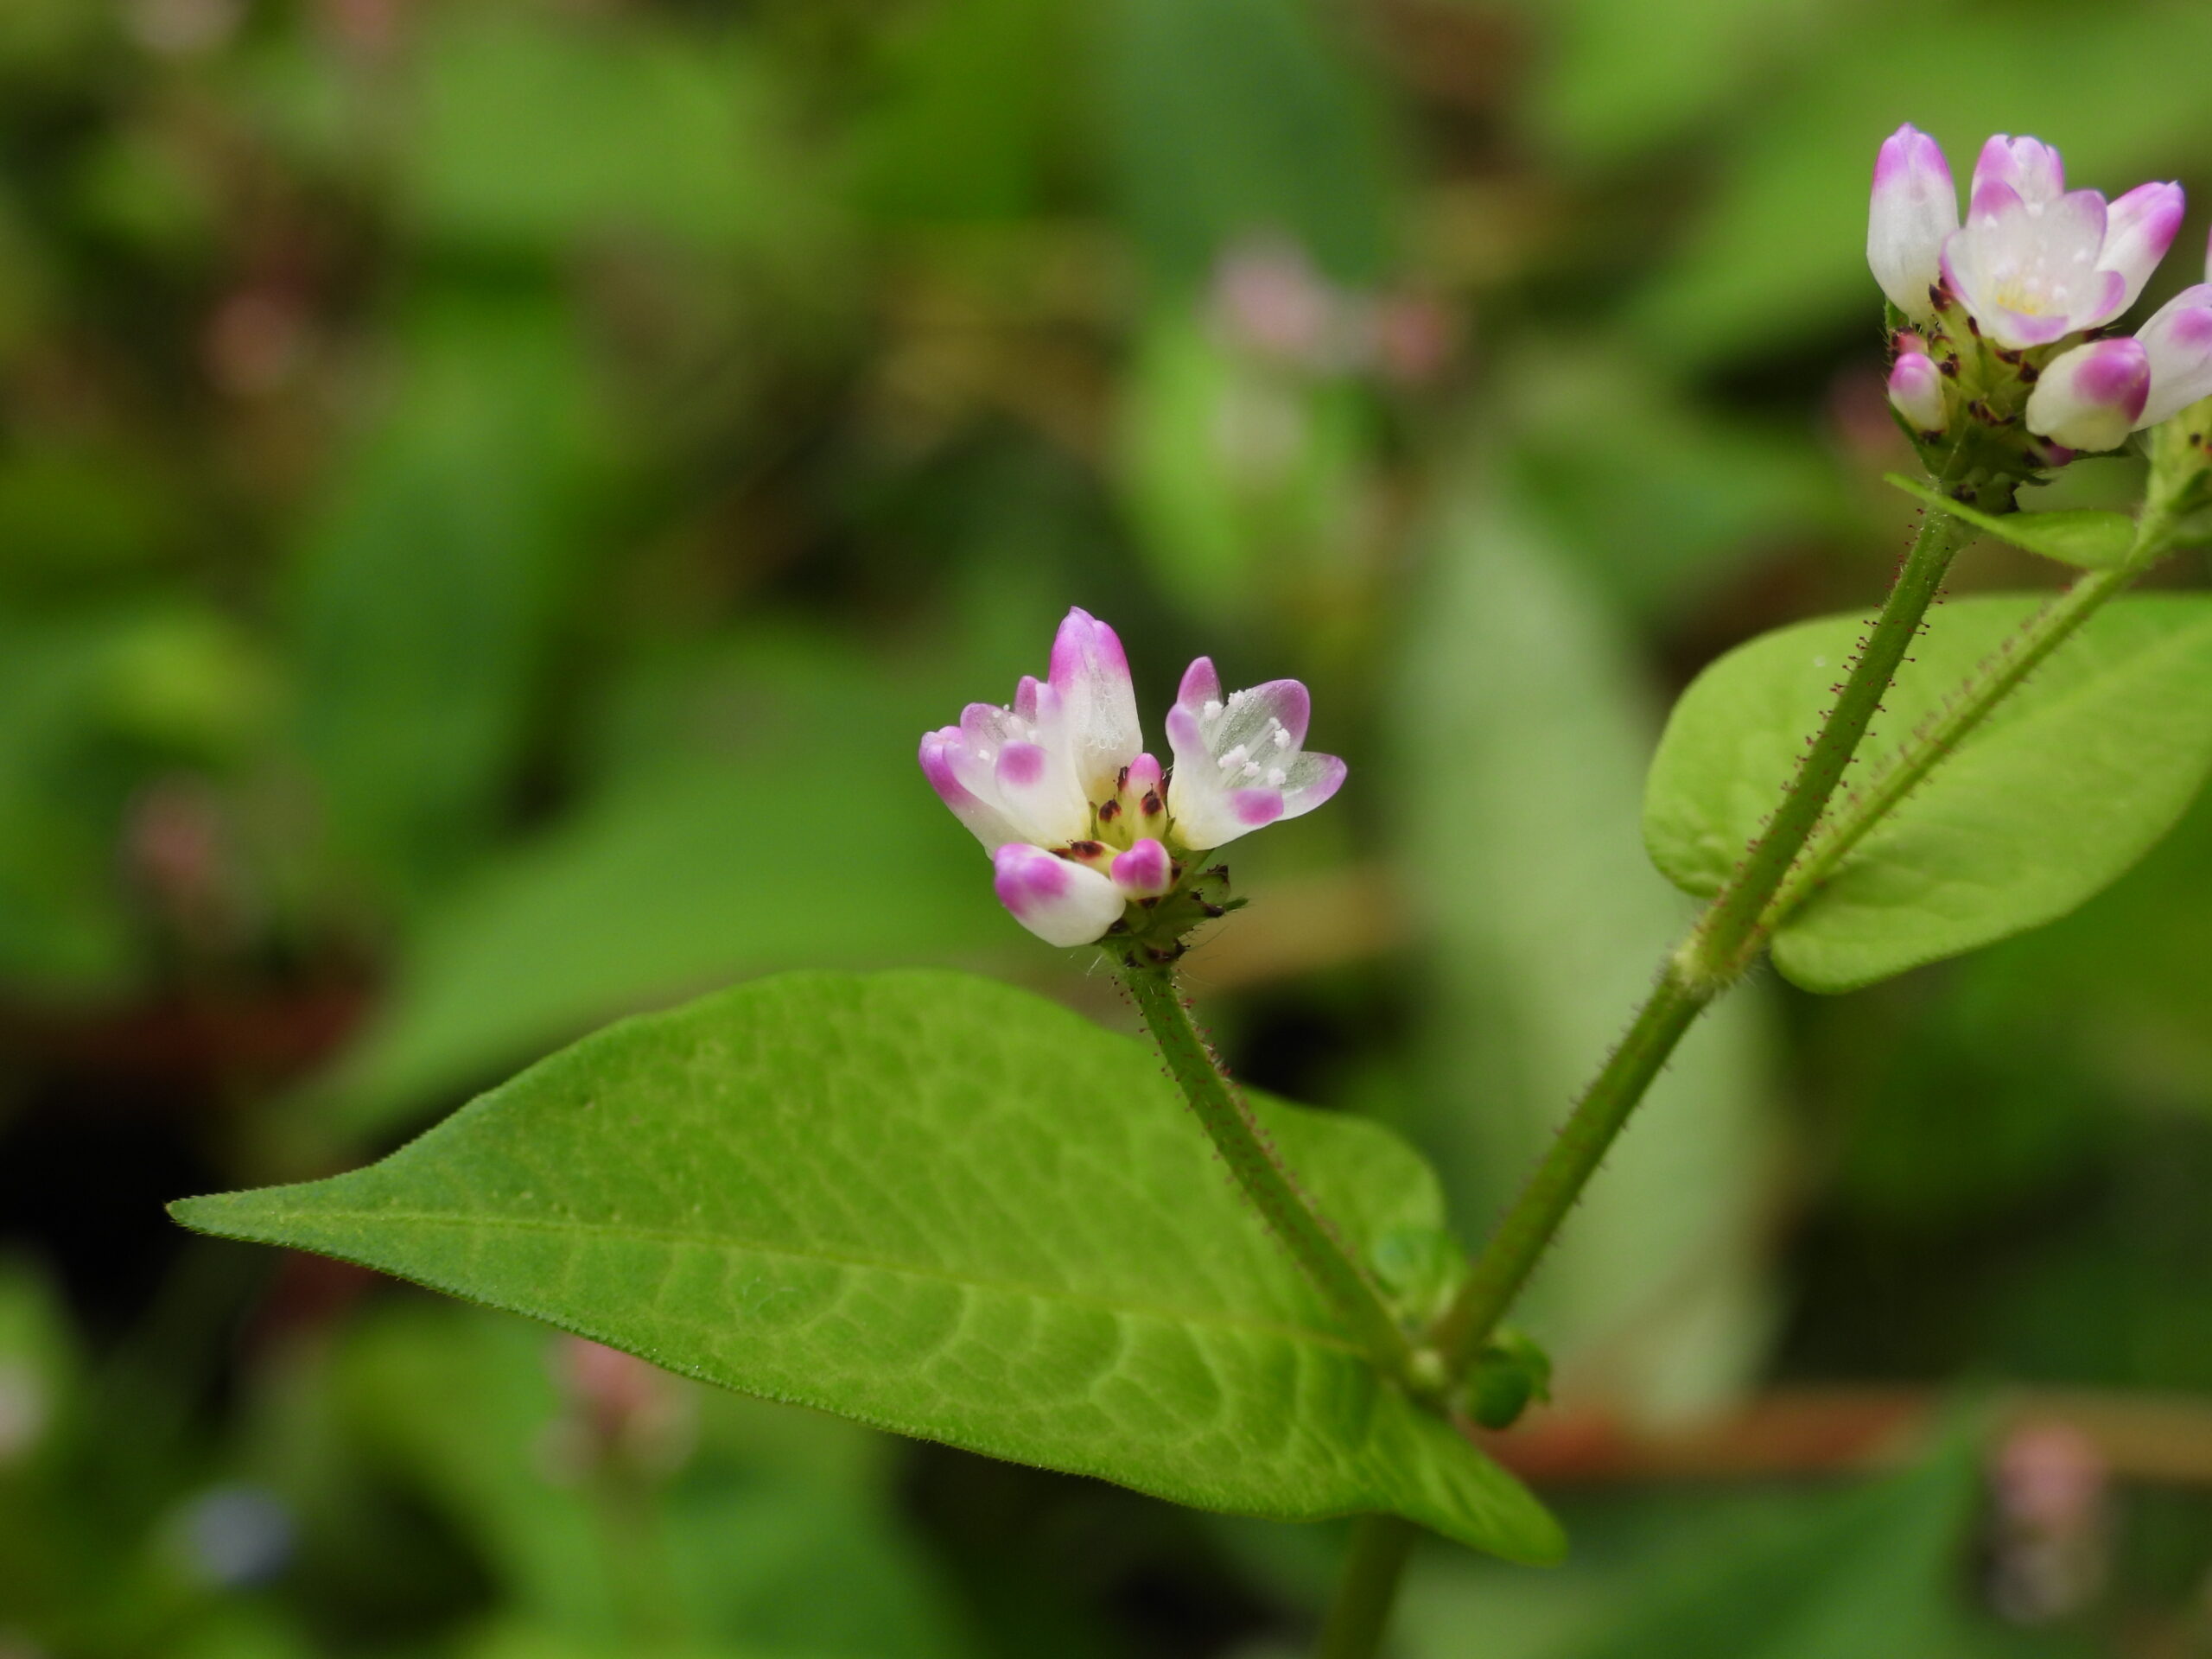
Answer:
292 294 607 907
175 969 1560 1563
1885 475 2136 570
1102 0 1396 287
1645 595 2212 992
308 756 1010 1137
1559 1436 1985 1659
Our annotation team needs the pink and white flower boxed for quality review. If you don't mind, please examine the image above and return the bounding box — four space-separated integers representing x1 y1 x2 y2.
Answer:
1866 125 2183 352
921 608 1345 947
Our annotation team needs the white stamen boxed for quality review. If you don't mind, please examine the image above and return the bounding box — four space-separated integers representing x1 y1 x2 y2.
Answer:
1203 699 1224 720
1228 689 1248 709
1242 761 1261 779
1217 744 1249 771
1271 728 1291 749
1266 767 1286 786
978 748 993 761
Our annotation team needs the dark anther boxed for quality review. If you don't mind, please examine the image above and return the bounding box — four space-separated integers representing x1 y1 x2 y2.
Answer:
1061 840 1104 860
1937 357 1960 378
1107 918 1130 934
1965 314 1980 336
1097 800 1121 822
1117 765 1130 788
2018 363 2040 384
1198 901 1227 918
1141 791 1163 815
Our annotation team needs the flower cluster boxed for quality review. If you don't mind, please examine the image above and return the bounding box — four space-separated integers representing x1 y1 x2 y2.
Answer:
920 609 1346 950
1868 125 2212 469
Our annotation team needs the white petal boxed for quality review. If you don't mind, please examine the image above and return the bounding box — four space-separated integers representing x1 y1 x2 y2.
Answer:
1867 124 1957 321
992 843 1125 946
1046 607 1143 804
919 728 1020 850
1973 134 2065 205
2088 181 2184 324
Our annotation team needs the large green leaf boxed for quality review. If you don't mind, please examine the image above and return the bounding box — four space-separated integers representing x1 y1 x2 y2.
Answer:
1645 595 2212 992
175 970 1560 1562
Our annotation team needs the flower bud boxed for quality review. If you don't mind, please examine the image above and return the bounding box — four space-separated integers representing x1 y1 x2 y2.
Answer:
1868 124 1957 321
1887 346 1948 434
2094 181 2186 322
2025 336 2151 453
2133 283 2212 429
992 842 1125 946
1109 837 1175 899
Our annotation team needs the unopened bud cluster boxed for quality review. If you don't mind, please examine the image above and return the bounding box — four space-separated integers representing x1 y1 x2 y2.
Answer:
1870 127 2212 500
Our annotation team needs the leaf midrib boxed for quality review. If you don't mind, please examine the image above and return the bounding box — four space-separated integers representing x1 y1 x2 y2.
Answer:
191 1201 1368 1357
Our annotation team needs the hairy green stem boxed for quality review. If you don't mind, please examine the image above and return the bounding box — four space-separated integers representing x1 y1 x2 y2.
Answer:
1681 505 1975 985
1314 1514 1418 1659
1768 563 2131 920
1120 960 1421 1383
1433 499 1973 1372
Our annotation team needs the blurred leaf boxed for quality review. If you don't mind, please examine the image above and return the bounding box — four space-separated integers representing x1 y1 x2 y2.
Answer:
1644 595 2212 992
1397 482 1780 1420
1628 1 2212 363
1509 0 1833 166
292 292 607 907
404 7 812 257
0 606 268 992
0 447 171 601
341 1301 965 1656
1103 0 1396 287
310 627 1020 1133
1116 307 1373 621
1560 1438 1985 1659
855 0 1077 225
1886 478 2136 571
1506 343 1842 618
179 969 1564 1563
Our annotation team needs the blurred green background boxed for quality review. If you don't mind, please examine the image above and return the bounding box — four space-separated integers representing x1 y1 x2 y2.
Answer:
4 0 2212 1653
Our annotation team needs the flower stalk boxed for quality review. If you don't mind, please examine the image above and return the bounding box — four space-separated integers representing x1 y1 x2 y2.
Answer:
1119 956 1427 1389
1434 493 1974 1370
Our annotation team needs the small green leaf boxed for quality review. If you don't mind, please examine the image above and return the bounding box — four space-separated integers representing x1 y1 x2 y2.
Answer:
1646 595 2212 992
1885 474 2137 569
175 970 1560 1563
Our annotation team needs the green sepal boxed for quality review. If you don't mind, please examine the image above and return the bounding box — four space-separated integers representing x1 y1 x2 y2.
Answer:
1462 1328 1552 1432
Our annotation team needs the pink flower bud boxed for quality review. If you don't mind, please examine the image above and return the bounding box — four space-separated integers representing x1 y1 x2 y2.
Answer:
2024 336 2152 452
1886 347 1947 433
